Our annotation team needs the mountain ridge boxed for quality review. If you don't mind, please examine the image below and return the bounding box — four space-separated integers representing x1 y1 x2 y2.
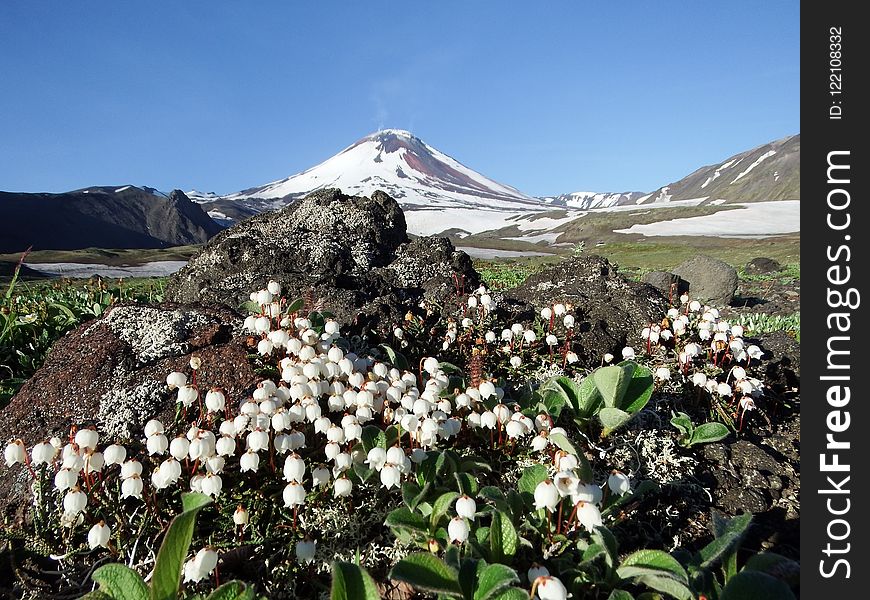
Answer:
0 187 223 253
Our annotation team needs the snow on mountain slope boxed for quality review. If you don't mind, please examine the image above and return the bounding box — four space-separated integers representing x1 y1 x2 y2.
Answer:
192 129 546 236
228 129 539 210
642 135 799 204
541 190 647 209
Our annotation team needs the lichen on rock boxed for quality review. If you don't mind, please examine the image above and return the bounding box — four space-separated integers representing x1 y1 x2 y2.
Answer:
94 305 214 365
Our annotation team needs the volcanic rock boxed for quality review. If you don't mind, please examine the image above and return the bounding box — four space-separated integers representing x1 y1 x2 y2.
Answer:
745 257 783 275
0 302 258 520
503 255 669 366
672 255 739 305
164 188 480 332
641 271 688 298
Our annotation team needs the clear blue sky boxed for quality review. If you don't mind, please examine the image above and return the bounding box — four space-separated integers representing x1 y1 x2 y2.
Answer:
0 1 799 197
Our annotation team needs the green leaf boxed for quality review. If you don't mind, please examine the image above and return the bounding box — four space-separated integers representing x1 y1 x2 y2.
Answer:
378 344 410 372
633 575 694 600
151 492 212 600
402 482 423 509
689 423 729 446
711 510 752 539
574 373 604 419
418 451 449 486
617 550 689 585
607 591 636 600
669 412 693 437
593 364 633 409
591 526 620 569
538 377 577 419
459 458 493 474
517 464 548 497
700 513 752 568
91 563 149 600
205 581 256 600
454 472 479 496
285 297 304 314
181 491 213 513
719 571 796 600
331 561 382 600
479 487 506 502
743 553 800 585
360 426 387 453
438 361 462 375
459 557 484 600
548 433 593 482
352 462 375 483
386 507 429 534
431 492 460 528
390 553 462 597
505 491 525 525
489 511 518 563
445 545 462 569
474 564 520 600
384 425 400 449
598 407 632 436
620 362 654 414
80 593 114 600
490 590 529 600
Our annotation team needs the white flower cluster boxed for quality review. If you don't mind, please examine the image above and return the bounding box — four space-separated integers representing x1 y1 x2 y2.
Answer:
5 281 599 585
629 294 765 395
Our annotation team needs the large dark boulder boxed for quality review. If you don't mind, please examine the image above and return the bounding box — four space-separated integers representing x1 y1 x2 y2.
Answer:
642 270 688 298
502 255 669 366
0 302 258 520
164 189 479 332
672 255 739 306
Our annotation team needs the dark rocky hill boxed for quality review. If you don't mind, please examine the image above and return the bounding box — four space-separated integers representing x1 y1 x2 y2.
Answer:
0 186 223 253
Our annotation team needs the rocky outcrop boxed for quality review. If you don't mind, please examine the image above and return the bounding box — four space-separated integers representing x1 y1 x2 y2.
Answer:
745 257 783 275
165 189 480 332
502 255 669 366
673 255 739 306
0 303 258 519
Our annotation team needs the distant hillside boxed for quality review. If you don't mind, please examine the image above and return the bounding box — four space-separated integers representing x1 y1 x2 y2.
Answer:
645 134 800 203
0 186 223 253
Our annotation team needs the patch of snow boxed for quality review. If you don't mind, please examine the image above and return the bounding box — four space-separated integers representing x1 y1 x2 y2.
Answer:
115 185 132 193
24 261 189 278
515 214 576 232
504 232 561 244
710 199 727 205
731 151 776 184
403 207 528 236
614 200 799 238
634 193 652 204
456 247 553 258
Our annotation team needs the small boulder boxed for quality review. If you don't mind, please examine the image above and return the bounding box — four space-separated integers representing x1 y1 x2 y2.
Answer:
672 255 738 305
504 255 668 366
641 271 688 298
745 257 783 275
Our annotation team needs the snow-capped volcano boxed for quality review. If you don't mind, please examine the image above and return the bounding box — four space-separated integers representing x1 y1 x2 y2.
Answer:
229 129 539 208
191 129 545 236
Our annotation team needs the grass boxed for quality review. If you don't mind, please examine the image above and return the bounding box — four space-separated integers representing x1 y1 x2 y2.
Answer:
737 262 801 284
0 261 166 407
474 256 560 290
732 311 801 341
